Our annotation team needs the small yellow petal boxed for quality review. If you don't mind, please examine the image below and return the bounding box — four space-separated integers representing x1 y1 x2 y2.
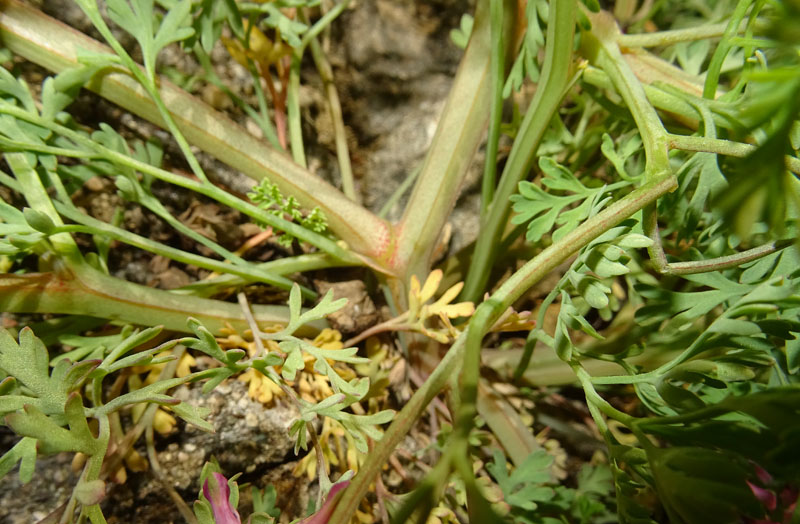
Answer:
124 448 149 473
176 353 196 378
434 281 463 308
312 328 344 350
243 20 274 59
111 465 127 484
437 301 475 319
419 269 443 303
153 409 177 436
221 36 250 69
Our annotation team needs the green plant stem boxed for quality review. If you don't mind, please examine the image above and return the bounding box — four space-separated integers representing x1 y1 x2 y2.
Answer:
512 272 570 381
0 0 392 261
133 200 246 266
646 195 789 276
192 44 280 149
616 20 754 48
174 253 353 297
389 452 453 523
703 0 753 99
461 0 576 303
308 36 356 202
591 306 733 385
582 10 671 183
659 241 787 274
54 213 309 294
377 164 421 219
298 0 351 50
479 0 507 216
0 267 324 336
299 6 358 203
484 344 682 386
393 0 515 281
68 162 250 267
330 173 677 524
572 364 636 426
78 415 111 524
287 54 306 167
633 394 746 429
668 134 800 174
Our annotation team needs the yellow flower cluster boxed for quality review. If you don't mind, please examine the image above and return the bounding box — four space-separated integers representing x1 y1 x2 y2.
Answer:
220 327 356 405
407 270 475 343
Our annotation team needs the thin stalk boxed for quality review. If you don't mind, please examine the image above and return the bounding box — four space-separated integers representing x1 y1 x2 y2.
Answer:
298 5 358 202
633 390 778 429
461 0 576 302
343 315 408 347
668 134 800 174
479 0 507 216
393 0 515 280
512 272 569 381
617 20 754 48
97 176 251 268
4 153 82 260
663 241 789 274
572 364 636 426
175 253 354 297
0 0 391 260
377 165 421 219
703 0 754 99
287 54 307 167
591 322 717 385
78 415 111 524
192 44 280 149
54 209 310 295
145 425 198 524
307 35 357 202
644 92 716 271
299 1 352 50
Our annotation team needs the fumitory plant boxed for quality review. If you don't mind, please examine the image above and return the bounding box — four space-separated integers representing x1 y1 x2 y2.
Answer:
0 0 798 522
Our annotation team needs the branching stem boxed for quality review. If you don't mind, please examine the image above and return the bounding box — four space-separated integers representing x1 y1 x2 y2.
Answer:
617 19 755 48
669 134 800 175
